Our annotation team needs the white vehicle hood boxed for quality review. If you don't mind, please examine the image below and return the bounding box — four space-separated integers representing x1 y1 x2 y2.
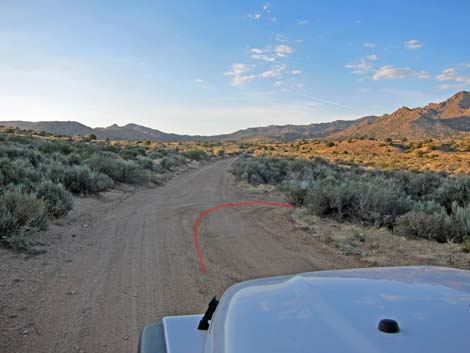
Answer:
204 266 470 353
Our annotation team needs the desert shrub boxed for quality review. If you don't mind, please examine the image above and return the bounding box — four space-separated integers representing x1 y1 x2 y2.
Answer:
394 170 443 199
0 145 44 166
449 202 470 242
159 157 175 171
60 165 113 194
35 180 73 217
86 153 145 184
0 188 48 233
282 181 309 206
305 178 357 219
396 200 470 243
136 156 155 170
349 180 411 227
0 157 41 187
184 149 208 161
86 133 97 141
0 129 190 250
462 236 470 253
148 150 164 159
396 208 450 242
0 205 19 239
231 156 290 184
119 146 146 160
67 152 82 165
232 155 470 242
433 176 470 211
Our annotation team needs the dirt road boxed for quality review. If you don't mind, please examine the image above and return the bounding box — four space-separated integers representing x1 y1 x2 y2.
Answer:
1 159 360 353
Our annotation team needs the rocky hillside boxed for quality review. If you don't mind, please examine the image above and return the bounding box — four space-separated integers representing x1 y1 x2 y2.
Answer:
0 121 93 136
0 119 367 142
330 91 470 139
208 118 375 141
2 91 469 141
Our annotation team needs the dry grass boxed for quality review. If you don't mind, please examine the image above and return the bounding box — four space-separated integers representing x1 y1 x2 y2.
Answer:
291 207 470 270
249 138 470 174
8 125 469 175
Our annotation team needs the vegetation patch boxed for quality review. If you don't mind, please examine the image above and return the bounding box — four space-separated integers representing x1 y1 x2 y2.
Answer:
232 155 470 243
0 128 201 251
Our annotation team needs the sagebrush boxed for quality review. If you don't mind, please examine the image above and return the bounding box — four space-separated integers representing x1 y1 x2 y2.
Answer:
232 155 470 243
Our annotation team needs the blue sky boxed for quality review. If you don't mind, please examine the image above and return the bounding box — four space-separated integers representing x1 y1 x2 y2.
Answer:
1 0 469 134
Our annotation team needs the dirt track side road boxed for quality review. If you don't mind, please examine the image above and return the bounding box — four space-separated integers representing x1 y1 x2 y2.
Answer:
0 158 360 353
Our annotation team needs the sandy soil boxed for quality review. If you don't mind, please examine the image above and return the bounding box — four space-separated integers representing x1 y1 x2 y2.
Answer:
290 207 470 270
0 158 365 353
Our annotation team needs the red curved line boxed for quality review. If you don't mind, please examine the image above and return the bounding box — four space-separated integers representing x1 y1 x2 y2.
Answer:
193 201 294 273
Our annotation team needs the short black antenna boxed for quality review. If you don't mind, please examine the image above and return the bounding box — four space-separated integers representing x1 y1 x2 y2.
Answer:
198 296 219 330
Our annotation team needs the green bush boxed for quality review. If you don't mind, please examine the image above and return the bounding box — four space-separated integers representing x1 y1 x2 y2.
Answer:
0 129 190 250
396 209 449 242
231 155 470 242
184 149 208 161
0 205 19 239
462 236 470 253
136 156 155 170
433 176 470 211
86 153 145 184
86 133 97 141
62 165 113 194
0 187 48 230
36 180 73 217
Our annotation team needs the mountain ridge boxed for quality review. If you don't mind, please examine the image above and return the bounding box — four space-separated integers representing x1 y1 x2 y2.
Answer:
2 91 469 141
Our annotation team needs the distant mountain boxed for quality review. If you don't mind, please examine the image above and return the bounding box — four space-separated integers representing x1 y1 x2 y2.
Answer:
0 119 368 142
92 123 196 142
1 91 469 141
0 121 94 136
208 118 375 141
330 91 470 139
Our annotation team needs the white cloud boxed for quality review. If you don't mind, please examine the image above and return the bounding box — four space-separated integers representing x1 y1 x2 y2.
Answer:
263 3 271 12
297 19 309 25
372 65 429 80
193 78 204 83
436 67 470 89
223 63 248 76
274 44 293 57
247 13 261 20
345 59 373 75
251 53 276 62
250 48 263 54
251 44 295 61
436 67 458 81
260 63 287 79
362 42 376 48
268 16 278 23
232 75 256 86
273 80 283 87
404 39 423 49
275 34 288 42
294 39 304 44
224 63 256 86
260 70 278 78
366 54 379 61
291 70 302 75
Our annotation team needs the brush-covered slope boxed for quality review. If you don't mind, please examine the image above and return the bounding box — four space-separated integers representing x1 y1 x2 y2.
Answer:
0 121 93 136
330 91 470 139
2 92 469 141
209 118 376 141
